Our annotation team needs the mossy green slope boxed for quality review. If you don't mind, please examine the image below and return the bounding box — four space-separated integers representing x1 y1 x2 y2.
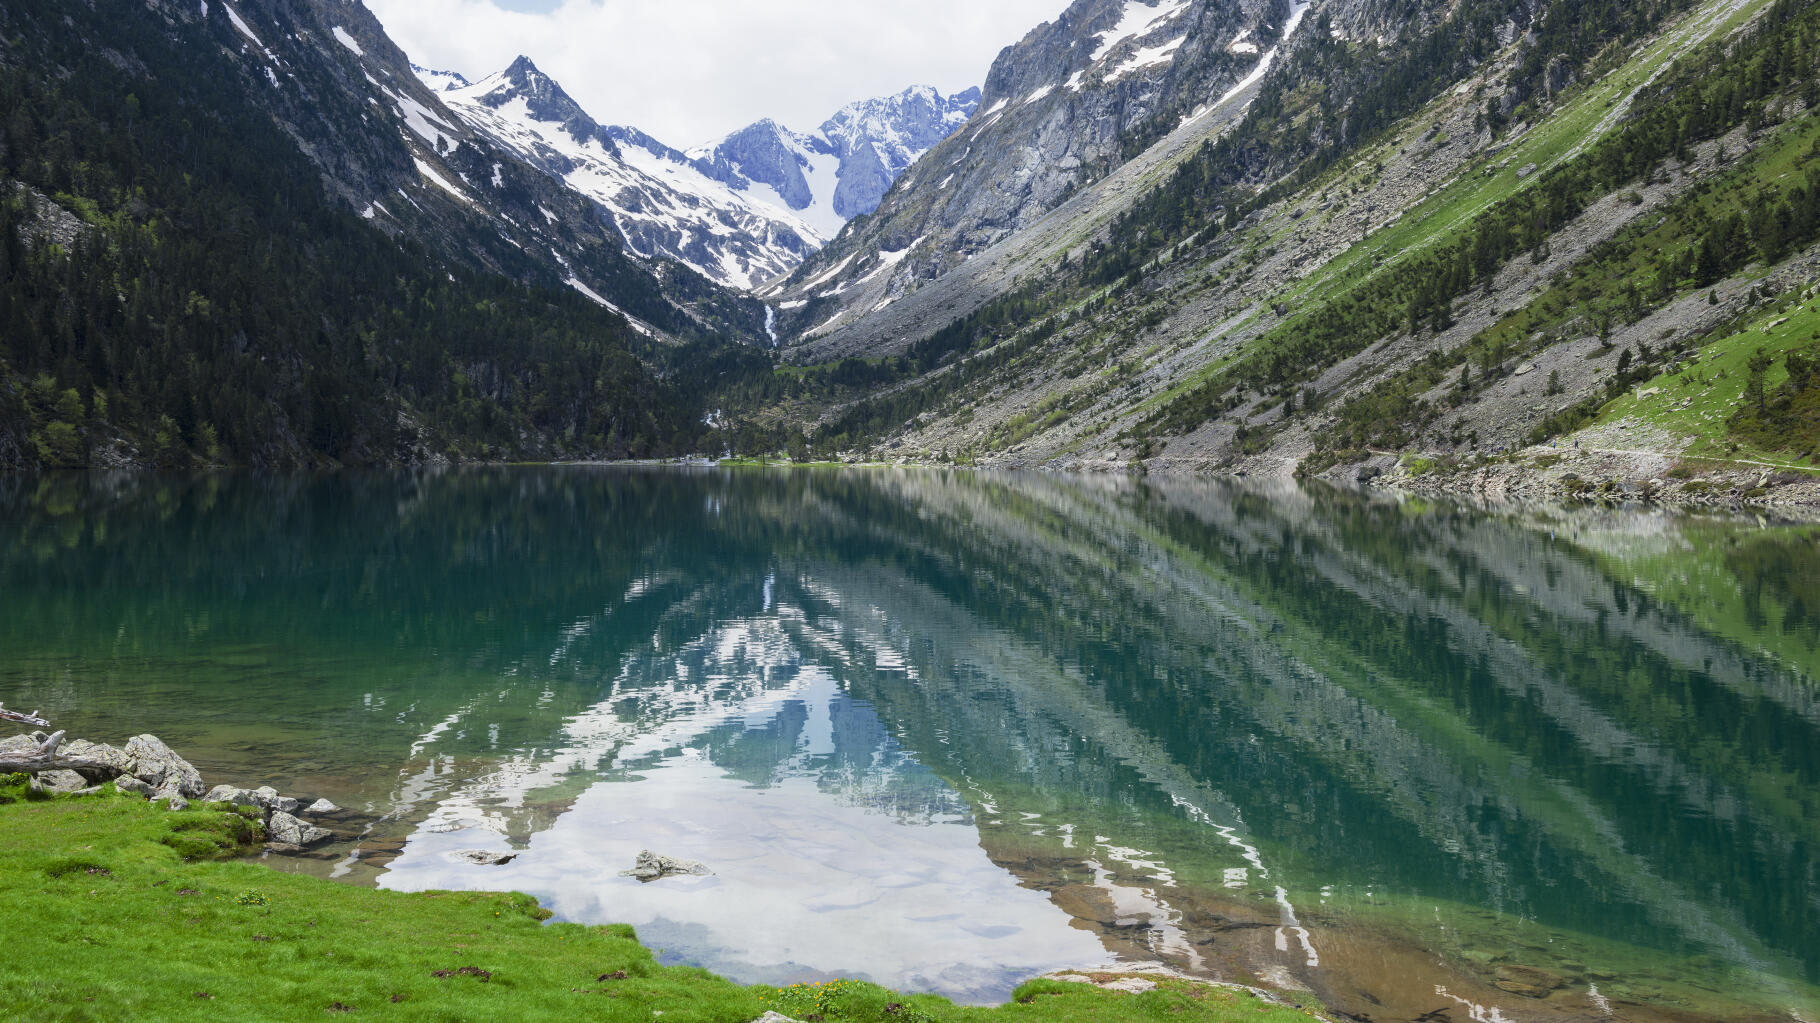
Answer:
0 784 1324 1023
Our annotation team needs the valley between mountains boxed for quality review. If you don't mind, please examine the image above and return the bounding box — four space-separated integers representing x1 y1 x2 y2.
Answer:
2 0 1818 509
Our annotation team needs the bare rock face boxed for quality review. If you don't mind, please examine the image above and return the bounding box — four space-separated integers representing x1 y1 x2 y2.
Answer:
619 849 712 882
124 734 206 799
774 0 1276 329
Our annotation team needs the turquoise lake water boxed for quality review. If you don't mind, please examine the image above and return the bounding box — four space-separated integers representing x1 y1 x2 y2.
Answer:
1 468 1815 1020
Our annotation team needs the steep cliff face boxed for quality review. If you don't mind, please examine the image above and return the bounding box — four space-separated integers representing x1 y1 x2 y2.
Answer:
765 0 1292 322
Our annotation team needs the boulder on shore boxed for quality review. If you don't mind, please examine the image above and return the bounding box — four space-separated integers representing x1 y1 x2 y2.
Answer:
113 776 155 798
267 810 332 848
63 739 133 783
619 849 712 882
124 735 205 799
203 785 296 813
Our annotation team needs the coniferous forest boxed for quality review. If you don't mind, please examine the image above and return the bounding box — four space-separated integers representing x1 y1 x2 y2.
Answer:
0 0 716 469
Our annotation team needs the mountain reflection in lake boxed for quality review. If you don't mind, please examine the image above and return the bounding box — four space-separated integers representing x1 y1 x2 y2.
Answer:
1 468 1816 1019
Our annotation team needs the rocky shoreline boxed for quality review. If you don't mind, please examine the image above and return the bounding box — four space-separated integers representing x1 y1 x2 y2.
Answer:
0 729 363 856
1344 443 1820 516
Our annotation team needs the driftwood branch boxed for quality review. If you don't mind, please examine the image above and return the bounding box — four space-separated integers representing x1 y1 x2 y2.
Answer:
0 731 114 776
0 703 51 728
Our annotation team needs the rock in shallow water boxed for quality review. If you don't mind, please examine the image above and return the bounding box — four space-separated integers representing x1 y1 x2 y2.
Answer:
619 849 711 882
267 810 332 848
1494 965 1567 998
447 849 516 866
304 798 340 816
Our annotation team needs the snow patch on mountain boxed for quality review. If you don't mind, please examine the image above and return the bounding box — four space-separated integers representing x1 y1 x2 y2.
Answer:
690 85 980 238
1091 0 1192 62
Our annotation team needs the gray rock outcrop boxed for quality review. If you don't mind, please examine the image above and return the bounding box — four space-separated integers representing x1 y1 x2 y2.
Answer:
620 849 712 882
267 810 332 848
113 776 155 798
123 734 206 800
447 849 517 866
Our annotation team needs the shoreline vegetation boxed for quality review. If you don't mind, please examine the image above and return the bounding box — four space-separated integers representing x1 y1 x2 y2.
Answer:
0 737 1328 1023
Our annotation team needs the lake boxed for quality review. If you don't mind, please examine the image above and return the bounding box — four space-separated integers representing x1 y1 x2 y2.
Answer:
1 467 1816 1021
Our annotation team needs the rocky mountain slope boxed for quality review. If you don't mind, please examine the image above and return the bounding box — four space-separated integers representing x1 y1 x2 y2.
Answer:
744 0 1819 506
259 0 763 342
762 0 1306 335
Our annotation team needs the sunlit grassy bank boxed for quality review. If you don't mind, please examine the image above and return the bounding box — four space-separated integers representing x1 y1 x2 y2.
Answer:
0 780 1324 1023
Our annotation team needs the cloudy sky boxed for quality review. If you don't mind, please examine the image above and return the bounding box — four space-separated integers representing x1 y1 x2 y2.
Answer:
365 0 1070 148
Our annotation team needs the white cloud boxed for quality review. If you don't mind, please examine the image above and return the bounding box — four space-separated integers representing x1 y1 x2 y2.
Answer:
365 0 1070 147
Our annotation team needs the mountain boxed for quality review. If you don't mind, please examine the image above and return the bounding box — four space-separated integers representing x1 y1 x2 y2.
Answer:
739 0 1819 505
765 0 1296 325
688 86 982 241
423 65 979 291
0 0 767 469
424 57 828 291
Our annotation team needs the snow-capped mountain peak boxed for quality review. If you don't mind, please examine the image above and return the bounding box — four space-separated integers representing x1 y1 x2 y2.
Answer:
689 86 982 240
427 59 824 290
414 57 979 292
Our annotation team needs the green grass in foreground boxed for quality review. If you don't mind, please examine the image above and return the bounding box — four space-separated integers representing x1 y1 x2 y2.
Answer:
0 780 1324 1023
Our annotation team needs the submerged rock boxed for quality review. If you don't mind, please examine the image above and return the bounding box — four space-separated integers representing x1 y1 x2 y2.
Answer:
267 810 332 848
1494 965 1567 998
619 849 712 882
447 849 517 866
